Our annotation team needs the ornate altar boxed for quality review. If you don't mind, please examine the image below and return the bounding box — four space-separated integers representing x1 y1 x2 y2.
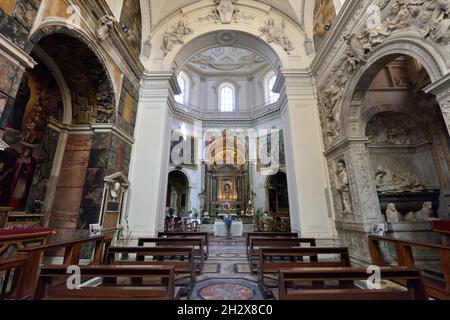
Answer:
204 130 251 216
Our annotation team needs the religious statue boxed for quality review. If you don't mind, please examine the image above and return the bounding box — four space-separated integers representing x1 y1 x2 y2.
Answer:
386 1 410 32
246 200 254 217
161 20 193 56
336 160 353 215
260 19 294 54
375 166 425 193
8 147 34 210
386 203 400 223
414 201 436 221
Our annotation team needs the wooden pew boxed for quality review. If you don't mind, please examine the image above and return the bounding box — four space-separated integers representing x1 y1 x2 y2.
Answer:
157 232 210 259
259 247 351 296
249 238 316 272
33 265 178 300
277 267 428 300
12 231 113 299
0 227 55 258
246 232 299 258
368 235 450 300
105 246 196 295
138 237 204 273
0 253 28 300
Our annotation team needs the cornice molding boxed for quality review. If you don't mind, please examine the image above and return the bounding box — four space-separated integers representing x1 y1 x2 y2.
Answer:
0 33 37 70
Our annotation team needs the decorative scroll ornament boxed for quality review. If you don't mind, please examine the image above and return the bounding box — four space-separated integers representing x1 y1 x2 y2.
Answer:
161 19 193 57
259 19 294 54
197 0 254 24
96 15 115 41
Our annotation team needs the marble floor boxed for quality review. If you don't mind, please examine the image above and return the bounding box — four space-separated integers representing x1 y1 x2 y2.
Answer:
190 236 264 300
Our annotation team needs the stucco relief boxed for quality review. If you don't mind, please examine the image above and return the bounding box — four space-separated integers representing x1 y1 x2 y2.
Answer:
197 0 255 24
161 19 193 57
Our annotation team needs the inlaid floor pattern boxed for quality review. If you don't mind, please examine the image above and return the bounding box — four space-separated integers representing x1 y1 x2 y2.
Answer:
190 236 263 300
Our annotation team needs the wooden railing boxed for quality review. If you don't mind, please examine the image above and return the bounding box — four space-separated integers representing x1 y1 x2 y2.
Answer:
368 235 450 300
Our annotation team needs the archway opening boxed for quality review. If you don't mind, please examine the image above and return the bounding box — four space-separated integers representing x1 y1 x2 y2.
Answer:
360 55 449 223
0 31 116 231
166 170 190 218
161 29 294 235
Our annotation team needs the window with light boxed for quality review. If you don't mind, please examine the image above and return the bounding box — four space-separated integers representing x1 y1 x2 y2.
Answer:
220 84 235 112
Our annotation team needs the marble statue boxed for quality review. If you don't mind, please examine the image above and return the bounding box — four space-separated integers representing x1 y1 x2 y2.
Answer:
336 160 353 215
375 166 426 193
386 1 410 32
96 15 115 41
386 203 400 223
414 201 436 221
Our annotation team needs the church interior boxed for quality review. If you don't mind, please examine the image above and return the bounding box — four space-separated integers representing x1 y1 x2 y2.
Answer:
0 0 450 303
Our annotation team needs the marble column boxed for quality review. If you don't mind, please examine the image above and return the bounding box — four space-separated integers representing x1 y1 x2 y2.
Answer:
275 70 335 240
126 72 180 237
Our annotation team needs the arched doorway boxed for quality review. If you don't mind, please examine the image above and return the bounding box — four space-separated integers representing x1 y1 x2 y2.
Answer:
0 28 116 230
360 55 449 220
166 170 190 217
266 172 289 214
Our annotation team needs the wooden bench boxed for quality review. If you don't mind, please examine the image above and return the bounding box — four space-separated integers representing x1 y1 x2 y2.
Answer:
33 265 178 300
12 230 114 299
0 253 28 300
157 232 209 259
277 267 428 300
0 227 55 258
368 235 450 300
249 238 316 272
105 246 196 295
246 232 299 258
259 247 351 296
138 237 204 273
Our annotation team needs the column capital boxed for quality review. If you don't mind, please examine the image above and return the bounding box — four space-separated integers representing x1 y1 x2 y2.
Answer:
142 71 181 95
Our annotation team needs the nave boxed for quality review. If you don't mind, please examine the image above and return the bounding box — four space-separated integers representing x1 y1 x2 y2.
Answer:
1 227 449 300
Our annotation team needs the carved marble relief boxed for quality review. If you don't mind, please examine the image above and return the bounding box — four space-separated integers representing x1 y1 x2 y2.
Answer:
318 0 450 148
96 15 115 42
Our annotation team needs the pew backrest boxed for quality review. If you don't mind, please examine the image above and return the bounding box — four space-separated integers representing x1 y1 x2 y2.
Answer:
278 267 428 300
34 264 177 300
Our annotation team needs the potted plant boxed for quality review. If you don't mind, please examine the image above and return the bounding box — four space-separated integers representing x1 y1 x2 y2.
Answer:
255 208 266 231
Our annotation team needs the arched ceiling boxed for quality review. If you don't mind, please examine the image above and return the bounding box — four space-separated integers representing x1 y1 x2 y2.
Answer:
185 47 269 75
148 0 304 30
